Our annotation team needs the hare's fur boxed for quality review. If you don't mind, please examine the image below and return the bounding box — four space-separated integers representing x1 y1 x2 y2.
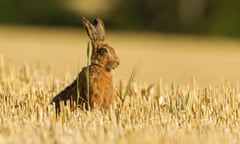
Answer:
51 17 120 113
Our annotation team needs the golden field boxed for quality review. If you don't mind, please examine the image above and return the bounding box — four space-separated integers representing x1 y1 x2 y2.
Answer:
0 26 240 144
1 26 240 84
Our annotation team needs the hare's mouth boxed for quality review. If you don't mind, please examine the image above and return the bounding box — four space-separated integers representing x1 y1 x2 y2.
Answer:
106 61 120 70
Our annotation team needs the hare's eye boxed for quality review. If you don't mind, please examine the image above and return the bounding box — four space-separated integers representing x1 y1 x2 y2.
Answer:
98 48 108 55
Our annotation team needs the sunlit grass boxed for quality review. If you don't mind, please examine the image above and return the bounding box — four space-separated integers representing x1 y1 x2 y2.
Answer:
1 27 240 143
0 57 239 144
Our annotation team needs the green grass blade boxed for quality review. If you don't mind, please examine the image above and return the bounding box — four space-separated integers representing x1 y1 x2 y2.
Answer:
87 42 91 65
86 41 92 110
85 69 90 110
51 76 54 102
169 98 173 113
5 89 8 103
76 64 81 108
185 90 190 106
122 63 139 105
171 81 175 97
169 81 174 113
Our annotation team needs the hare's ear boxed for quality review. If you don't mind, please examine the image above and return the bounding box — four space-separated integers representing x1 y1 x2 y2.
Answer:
93 18 105 41
81 16 98 41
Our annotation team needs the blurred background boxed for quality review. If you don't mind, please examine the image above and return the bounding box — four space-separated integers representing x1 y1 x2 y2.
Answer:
1 0 240 36
0 0 240 84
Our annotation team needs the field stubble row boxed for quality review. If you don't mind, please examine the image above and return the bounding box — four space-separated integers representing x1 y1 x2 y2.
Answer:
0 57 239 144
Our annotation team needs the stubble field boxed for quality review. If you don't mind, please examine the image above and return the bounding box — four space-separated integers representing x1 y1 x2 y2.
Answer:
0 26 240 144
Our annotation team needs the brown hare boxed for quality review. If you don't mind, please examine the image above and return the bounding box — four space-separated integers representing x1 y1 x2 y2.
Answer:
51 17 120 114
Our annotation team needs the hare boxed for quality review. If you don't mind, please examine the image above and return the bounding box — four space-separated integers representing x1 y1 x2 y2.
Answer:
51 17 120 114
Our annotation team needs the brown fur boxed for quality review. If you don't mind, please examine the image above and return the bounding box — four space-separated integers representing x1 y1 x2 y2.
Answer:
51 17 120 114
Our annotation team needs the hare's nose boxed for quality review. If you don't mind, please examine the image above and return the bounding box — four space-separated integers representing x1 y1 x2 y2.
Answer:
115 61 120 66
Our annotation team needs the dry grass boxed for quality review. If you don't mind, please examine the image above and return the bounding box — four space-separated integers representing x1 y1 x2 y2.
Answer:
0 26 240 144
0 55 240 144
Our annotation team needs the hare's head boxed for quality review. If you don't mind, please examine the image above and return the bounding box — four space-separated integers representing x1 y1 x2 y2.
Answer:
81 17 120 71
